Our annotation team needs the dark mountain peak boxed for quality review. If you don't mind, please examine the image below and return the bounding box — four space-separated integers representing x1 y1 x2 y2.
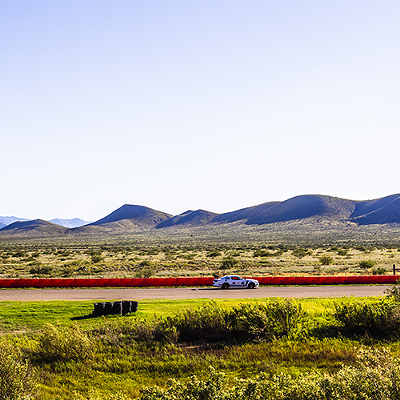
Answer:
157 209 219 228
89 204 172 228
246 194 356 225
351 194 400 225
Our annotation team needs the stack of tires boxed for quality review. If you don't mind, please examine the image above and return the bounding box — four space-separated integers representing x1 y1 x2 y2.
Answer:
92 301 138 317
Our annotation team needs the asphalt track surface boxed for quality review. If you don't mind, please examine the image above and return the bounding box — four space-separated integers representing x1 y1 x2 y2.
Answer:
0 285 390 301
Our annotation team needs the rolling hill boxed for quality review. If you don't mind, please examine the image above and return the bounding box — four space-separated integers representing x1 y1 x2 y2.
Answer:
69 204 172 234
245 195 357 225
0 219 67 236
350 194 400 225
2 194 400 239
157 209 218 228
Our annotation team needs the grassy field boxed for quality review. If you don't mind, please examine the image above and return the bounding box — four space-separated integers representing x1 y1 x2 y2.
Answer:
2 295 400 399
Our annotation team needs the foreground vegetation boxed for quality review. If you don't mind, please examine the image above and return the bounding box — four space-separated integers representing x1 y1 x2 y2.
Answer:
3 290 400 399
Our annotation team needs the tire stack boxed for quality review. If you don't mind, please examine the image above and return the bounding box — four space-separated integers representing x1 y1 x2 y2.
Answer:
92 300 138 317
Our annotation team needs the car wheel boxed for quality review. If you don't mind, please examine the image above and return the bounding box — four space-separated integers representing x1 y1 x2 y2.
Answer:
248 282 255 289
221 283 230 289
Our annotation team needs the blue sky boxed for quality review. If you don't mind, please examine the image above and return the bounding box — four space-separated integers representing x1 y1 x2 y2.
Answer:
1 1 400 221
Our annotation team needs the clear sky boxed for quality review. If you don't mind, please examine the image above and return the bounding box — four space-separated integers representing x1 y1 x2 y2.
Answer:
1 1 400 221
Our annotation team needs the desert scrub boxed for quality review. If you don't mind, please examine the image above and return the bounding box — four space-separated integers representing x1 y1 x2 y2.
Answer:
228 300 304 341
334 298 400 337
139 348 400 400
36 323 97 363
117 300 306 345
0 341 35 400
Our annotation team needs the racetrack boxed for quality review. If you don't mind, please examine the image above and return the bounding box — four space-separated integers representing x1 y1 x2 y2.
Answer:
0 285 390 301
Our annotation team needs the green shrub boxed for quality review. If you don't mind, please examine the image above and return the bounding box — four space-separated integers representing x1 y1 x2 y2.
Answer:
0 341 35 400
29 265 53 276
358 260 376 269
37 323 96 362
253 250 273 257
228 303 274 341
91 254 103 263
292 248 312 258
207 250 222 257
372 267 386 275
220 257 238 270
319 256 334 265
334 299 400 336
174 301 229 342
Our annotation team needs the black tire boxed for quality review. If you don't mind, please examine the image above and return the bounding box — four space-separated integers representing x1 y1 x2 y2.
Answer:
122 301 131 315
104 302 113 315
248 282 255 289
93 302 105 316
113 301 123 315
221 283 230 289
131 301 139 312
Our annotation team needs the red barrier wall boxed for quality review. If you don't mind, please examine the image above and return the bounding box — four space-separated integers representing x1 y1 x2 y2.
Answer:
0 275 399 288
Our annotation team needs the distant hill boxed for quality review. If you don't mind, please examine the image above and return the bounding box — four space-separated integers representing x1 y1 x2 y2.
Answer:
157 209 218 228
48 218 91 228
245 195 357 225
2 194 400 239
0 219 67 236
70 204 172 234
0 216 29 229
212 201 280 224
350 194 400 225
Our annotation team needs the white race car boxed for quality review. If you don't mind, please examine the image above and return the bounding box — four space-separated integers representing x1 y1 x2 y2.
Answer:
213 275 259 289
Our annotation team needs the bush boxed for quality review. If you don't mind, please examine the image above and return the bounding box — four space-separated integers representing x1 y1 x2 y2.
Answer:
292 248 312 258
319 256 334 265
220 257 238 270
334 299 400 336
174 301 229 342
207 250 222 257
91 254 103 263
358 260 376 269
29 265 53 276
173 300 304 343
0 341 35 400
372 267 386 275
253 250 273 257
37 323 96 362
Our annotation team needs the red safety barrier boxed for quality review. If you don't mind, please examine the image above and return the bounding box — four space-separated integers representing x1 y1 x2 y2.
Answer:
1 275 400 288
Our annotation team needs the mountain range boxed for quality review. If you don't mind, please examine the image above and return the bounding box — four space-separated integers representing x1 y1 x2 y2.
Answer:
1 193 400 238
0 217 90 230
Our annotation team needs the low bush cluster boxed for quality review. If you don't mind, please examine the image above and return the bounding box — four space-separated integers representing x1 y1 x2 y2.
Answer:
139 348 400 400
334 299 400 336
36 323 96 362
95 300 305 347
